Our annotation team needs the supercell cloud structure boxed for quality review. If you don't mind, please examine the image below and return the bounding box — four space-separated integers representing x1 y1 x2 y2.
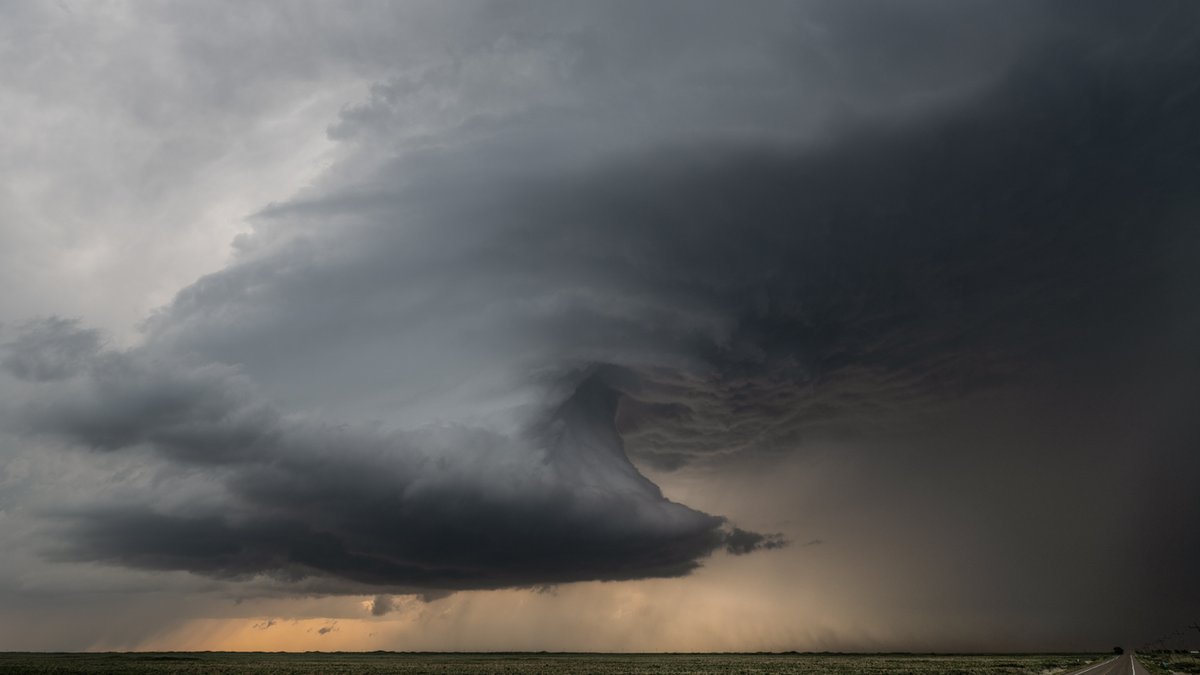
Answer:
12 334 778 589
0 0 1199 647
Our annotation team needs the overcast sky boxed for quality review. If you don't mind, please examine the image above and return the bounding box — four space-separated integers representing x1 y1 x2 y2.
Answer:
1 0 1198 652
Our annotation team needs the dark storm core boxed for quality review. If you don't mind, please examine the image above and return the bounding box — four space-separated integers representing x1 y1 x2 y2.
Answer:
2 0 1199 650
30 366 780 590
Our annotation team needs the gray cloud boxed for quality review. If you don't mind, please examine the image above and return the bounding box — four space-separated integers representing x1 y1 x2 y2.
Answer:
369 595 394 617
2 0 1199 650
16 346 771 590
723 528 786 556
143 5 1200 472
2 318 101 382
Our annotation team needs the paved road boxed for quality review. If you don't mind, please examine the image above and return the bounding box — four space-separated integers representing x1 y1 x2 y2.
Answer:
1065 653 1150 675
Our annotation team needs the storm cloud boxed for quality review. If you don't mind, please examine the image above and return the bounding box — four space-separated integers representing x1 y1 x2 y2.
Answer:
2 318 102 383
2 0 1199 651
15 327 775 590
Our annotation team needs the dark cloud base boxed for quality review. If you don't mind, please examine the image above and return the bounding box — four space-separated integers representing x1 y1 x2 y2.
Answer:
11 337 780 591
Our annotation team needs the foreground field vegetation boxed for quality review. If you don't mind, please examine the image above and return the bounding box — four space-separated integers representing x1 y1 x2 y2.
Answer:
0 652 1106 674
1139 651 1200 674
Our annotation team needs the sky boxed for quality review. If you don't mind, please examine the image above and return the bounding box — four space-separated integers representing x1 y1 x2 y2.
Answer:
1 0 1198 653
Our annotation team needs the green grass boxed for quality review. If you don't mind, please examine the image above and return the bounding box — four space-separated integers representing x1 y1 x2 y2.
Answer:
0 652 1105 674
1136 651 1200 674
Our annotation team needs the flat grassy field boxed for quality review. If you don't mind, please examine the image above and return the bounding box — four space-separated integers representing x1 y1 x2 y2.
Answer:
1139 652 1200 674
0 652 1106 674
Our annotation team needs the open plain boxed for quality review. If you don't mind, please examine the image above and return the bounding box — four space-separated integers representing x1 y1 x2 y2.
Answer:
0 652 1121 675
